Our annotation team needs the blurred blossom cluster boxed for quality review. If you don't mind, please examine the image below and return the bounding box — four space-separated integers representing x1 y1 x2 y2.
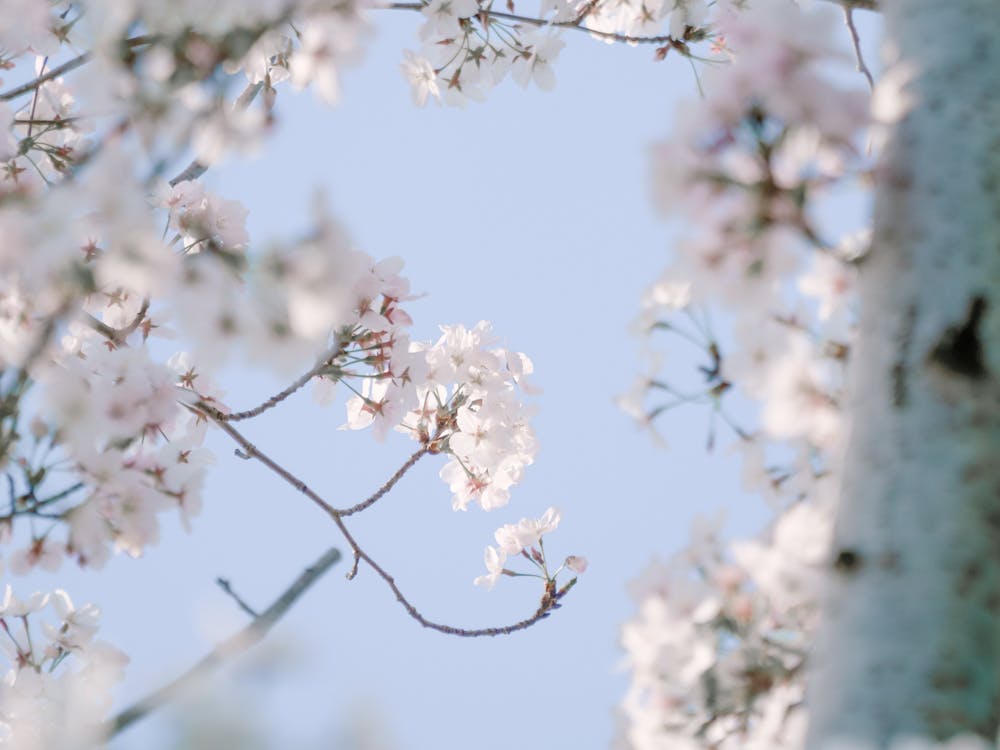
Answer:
619 1 873 747
0 586 127 749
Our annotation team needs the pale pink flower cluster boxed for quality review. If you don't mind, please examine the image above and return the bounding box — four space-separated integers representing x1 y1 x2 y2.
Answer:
14 341 213 571
155 180 251 254
0 586 128 749
0 0 62 59
287 12 367 105
416 322 538 511
343 321 539 511
397 0 717 106
474 506 585 590
620 512 821 750
648 3 868 312
588 0 707 43
628 0 868 451
621 2 872 747
474 506 560 588
0 75 81 200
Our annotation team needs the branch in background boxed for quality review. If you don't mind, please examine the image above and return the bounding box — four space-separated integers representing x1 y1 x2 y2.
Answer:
215 577 260 618
0 37 157 103
107 546 342 738
842 6 875 90
200 406 570 637
0 52 92 103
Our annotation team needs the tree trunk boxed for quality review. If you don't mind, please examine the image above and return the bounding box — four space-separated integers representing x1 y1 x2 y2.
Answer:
806 1 1000 746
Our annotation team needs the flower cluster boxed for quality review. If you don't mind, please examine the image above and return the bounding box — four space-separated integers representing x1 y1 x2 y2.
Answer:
0 586 128 749
401 22 567 108
417 322 539 511
12 344 213 571
621 507 831 750
620 1 873 747
343 321 539 512
473 508 587 605
625 0 869 454
474 506 586 589
398 0 714 107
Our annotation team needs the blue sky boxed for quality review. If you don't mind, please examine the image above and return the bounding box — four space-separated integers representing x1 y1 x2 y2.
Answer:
18 8 879 749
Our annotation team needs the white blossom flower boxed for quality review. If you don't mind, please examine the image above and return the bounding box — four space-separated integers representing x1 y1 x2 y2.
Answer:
494 506 561 555
400 51 441 107
473 546 507 589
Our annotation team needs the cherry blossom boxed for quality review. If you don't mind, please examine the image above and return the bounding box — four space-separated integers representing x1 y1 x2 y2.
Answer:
473 545 507 589
474 507 583 590
401 50 441 107
619 1 873 747
0 586 127 749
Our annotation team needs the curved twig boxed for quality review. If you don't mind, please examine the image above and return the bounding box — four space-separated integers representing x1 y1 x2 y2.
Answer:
199 405 566 637
215 340 344 422
215 577 260 618
107 546 342 737
338 446 429 516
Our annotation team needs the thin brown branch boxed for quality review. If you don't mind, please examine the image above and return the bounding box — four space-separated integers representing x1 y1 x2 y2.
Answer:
107 546 342 737
215 339 344 422
216 577 260 618
0 53 92 102
199 406 567 637
84 298 150 348
25 57 48 140
13 117 80 127
842 6 875 91
338 446 429 516
385 2 678 45
0 36 157 103
822 0 877 9
84 315 116 341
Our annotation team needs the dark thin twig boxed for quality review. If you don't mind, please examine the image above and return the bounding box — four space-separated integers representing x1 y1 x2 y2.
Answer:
338 446 429 516
85 299 150 347
13 117 81 127
842 6 875 91
108 546 342 737
216 577 260 618
214 340 344 422
0 53 92 102
0 37 157 103
386 2 679 45
198 406 567 637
